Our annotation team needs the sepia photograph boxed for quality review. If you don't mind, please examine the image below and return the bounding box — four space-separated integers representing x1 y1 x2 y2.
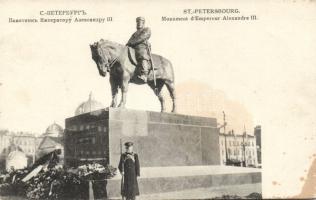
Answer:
0 0 315 199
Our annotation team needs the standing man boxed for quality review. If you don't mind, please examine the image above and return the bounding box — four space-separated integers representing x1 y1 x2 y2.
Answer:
118 142 140 200
126 17 151 82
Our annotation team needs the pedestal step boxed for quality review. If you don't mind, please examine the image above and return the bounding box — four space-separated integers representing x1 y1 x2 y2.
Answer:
106 165 261 198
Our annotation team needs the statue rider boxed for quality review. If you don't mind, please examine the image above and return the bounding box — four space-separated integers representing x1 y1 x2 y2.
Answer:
126 17 151 82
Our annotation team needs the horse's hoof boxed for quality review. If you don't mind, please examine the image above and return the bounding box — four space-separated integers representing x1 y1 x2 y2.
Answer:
118 105 125 109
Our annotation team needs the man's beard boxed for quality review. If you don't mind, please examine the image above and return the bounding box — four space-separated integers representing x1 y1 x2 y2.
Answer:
137 25 144 30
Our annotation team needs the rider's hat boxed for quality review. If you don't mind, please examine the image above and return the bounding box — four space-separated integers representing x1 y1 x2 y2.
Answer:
136 17 145 22
124 142 134 147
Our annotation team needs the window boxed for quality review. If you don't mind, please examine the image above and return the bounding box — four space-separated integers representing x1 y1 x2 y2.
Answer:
80 125 84 131
98 126 102 132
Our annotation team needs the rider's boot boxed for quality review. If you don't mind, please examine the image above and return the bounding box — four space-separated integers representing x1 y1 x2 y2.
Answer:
138 60 149 82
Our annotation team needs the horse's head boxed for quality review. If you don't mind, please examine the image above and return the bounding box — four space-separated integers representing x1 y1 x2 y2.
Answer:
90 40 110 77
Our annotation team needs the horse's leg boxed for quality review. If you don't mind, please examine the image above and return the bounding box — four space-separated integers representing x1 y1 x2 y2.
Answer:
110 86 118 107
118 79 129 108
165 81 177 113
110 77 118 107
158 92 165 113
149 80 165 112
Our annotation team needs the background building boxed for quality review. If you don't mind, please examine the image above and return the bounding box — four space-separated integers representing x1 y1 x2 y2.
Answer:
254 125 262 165
75 92 104 116
219 129 258 167
0 122 64 170
64 93 107 167
0 130 11 168
37 122 64 164
6 150 28 171
0 130 37 169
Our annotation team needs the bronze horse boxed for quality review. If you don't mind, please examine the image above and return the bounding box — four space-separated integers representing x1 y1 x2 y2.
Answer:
90 39 176 113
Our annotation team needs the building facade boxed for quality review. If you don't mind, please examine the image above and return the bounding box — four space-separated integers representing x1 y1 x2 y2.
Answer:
254 125 262 165
0 130 37 169
36 122 64 164
64 93 107 167
219 131 258 167
6 151 28 171
64 112 109 167
0 122 64 170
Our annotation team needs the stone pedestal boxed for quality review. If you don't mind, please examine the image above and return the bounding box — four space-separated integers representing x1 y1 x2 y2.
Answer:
64 108 220 167
64 108 261 198
108 108 220 167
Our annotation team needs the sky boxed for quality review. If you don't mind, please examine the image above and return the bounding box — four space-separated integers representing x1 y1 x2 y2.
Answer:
0 0 316 197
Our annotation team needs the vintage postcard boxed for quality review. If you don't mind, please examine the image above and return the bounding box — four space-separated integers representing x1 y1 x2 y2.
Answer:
0 0 315 199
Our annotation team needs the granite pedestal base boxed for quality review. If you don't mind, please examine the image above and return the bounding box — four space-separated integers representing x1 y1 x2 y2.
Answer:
106 166 262 198
65 108 220 167
64 108 232 198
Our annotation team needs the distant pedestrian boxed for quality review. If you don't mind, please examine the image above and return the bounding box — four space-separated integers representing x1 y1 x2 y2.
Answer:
118 142 140 200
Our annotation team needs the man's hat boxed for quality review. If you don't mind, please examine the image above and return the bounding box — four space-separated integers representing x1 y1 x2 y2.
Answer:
124 142 134 147
136 17 145 22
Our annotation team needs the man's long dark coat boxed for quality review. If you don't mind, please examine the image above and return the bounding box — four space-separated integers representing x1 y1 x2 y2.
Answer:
118 152 140 198
127 27 151 61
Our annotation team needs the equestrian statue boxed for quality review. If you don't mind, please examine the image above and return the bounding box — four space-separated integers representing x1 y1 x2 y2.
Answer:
90 17 176 113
